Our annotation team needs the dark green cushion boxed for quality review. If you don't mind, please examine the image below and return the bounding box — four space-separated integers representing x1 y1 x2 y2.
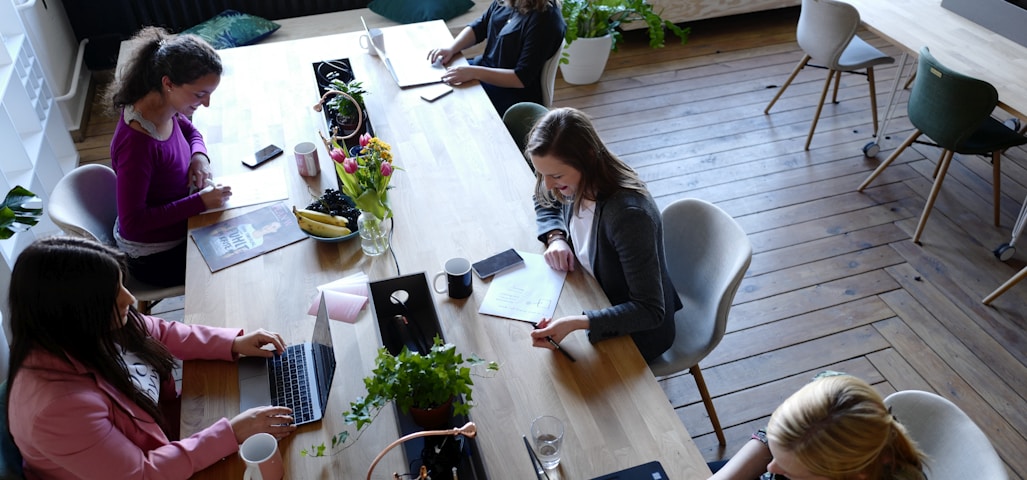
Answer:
181 10 280 50
368 0 474 24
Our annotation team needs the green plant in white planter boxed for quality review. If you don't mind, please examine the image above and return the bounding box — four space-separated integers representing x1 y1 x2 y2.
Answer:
561 0 690 84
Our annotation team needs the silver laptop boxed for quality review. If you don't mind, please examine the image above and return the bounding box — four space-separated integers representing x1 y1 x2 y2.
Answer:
361 17 446 88
238 293 337 426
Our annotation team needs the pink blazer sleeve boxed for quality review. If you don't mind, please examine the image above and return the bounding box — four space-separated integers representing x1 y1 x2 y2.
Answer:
142 315 241 361
29 388 238 479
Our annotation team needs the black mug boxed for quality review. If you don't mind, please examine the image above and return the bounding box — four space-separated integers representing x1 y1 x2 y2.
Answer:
433 257 472 299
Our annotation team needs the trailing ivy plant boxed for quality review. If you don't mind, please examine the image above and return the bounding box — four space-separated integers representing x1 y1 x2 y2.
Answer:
301 336 499 457
1 186 42 240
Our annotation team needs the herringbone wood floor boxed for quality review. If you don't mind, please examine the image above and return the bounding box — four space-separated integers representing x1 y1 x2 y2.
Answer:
76 7 1026 477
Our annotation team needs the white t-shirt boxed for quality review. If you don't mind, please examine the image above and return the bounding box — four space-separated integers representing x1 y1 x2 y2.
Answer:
569 199 597 276
118 345 161 404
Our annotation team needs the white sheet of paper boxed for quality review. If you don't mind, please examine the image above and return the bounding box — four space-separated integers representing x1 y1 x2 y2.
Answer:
202 166 290 214
318 272 370 298
478 251 567 322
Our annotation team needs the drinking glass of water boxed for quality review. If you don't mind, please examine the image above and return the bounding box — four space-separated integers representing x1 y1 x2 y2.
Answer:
530 415 564 469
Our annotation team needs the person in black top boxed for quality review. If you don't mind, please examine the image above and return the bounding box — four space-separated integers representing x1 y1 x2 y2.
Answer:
428 0 565 115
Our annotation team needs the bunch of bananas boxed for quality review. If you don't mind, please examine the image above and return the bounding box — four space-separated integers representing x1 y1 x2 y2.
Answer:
292 206 352 238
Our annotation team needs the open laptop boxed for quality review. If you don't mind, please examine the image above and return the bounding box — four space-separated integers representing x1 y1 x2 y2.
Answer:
238 293 337 426
361 17 447 88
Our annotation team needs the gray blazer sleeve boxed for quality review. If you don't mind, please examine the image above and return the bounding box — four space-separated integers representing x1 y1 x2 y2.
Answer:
583 191 677 362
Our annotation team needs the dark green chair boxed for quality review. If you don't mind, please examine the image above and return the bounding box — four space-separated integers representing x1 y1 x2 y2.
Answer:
858 47 1027 244
502 102 549 171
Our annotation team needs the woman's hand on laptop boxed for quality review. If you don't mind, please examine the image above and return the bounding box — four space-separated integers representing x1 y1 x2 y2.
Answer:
231 406 297 442
233 328 287 357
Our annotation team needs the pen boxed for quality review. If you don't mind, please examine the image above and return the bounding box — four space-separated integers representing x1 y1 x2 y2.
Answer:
533 321 576 362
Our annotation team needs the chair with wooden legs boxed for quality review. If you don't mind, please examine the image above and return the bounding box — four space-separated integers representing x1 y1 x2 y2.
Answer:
650 198 752 446
47 164 185 314
765 0 894 150
858 47 1027 244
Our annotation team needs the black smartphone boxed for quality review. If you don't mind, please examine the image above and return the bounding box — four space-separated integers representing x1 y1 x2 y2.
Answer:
472 248 525 279
243 144 283 168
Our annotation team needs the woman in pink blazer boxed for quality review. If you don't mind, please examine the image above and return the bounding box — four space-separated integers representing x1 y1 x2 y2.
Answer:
6 237 296 479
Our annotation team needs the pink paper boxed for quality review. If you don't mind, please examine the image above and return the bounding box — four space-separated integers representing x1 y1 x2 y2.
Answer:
307 290 368 323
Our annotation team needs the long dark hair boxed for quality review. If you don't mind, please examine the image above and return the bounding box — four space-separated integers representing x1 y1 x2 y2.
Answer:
526 107 647 213
508 0 558 14
104 26 222 114
6 237 176 429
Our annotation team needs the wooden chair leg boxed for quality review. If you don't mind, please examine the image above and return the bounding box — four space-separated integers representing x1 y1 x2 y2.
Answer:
691 364 726 446
913 150 954 244
993 150 1002 227
867 67 879 136
903 70 916 90
859 130 921 191
983 265 1027 304
765 54 811 114
805 70 836 150
831 69 842 104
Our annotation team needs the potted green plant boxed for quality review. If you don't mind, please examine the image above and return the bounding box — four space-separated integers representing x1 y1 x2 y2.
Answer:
301 337 498 457
561 0 690 84
1 186 42 240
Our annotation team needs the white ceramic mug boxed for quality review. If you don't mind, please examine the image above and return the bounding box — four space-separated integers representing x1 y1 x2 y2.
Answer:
359 34 378 56
240 433 284 480
294 141 319 177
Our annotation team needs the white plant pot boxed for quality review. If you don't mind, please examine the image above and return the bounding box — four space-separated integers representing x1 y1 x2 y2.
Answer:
559 34 613 85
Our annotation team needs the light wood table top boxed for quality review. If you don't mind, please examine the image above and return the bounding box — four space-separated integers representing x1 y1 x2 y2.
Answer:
183 21 711 479
845 0 1027 120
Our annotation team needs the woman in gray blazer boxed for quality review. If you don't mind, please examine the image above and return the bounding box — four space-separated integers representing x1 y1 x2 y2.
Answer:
526 108 681 363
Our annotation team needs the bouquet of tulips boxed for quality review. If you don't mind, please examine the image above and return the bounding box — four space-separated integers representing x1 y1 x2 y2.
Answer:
326 133 397 220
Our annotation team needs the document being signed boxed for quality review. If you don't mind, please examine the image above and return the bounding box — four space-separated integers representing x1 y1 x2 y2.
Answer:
478 251 566 322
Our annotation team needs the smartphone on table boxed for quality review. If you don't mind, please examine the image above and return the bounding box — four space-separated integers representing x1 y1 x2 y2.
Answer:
243 144 283 168
472 248 525 279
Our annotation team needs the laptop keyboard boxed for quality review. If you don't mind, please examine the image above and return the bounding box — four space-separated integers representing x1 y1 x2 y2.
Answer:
269 344 314 424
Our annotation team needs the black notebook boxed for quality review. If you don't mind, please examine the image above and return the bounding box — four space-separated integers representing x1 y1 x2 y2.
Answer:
590 461 668 480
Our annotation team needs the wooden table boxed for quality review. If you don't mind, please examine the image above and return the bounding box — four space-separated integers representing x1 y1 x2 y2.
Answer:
845 0 1027 123
183 21 711 479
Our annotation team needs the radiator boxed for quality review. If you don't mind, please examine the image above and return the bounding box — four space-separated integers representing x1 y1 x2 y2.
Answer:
130 0 369 32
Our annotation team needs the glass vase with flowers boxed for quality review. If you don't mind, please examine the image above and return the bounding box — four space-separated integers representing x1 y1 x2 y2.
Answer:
327 133 398 256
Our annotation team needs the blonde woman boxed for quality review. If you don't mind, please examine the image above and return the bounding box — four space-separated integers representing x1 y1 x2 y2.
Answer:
711 374 926 480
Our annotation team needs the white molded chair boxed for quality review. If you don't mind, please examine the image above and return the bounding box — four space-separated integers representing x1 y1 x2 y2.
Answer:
764 0 894 150
47 164 185 313
540 46 561 108
884 390 1008 480
650 198 752 445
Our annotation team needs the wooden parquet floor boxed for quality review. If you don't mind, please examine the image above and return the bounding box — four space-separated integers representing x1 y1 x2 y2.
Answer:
77 7 1026 477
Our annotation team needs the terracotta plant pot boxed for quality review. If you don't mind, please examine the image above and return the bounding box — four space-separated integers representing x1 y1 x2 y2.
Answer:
409 397 455 430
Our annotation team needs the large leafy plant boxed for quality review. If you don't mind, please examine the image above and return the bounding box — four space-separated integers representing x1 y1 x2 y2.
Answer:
301 337 498 457
562 0 690 51
1 186 42 240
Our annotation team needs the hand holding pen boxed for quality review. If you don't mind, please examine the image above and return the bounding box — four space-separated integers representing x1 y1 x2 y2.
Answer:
529 317 576 362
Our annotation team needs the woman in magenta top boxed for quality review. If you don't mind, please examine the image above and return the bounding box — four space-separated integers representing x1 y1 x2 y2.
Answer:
6 237 296 479
107 26 232 287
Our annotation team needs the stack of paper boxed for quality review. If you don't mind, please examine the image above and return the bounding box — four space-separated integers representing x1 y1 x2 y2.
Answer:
306 272 370 323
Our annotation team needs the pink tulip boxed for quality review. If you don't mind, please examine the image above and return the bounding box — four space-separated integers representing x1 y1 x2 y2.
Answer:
380 162 393 177
342 157 358 174
359 133 372 148
329 148 347 163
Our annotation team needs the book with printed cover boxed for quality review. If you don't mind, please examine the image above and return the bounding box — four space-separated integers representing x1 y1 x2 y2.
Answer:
190 202 305 272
